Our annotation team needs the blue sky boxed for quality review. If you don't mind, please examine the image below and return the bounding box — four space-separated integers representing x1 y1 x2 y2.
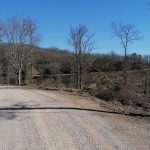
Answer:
0 0 149 55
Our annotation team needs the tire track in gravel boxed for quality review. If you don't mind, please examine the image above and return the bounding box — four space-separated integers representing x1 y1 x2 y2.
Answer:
85 114 129 150
59 113 101 150
0 111 49 150
72 113 114 150
22 112 49 150
32 112 77 150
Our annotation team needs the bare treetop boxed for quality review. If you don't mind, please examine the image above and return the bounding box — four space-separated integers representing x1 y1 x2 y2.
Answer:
4 17 39 45
0 21 5 44
69 24 95 55
112 23 143 49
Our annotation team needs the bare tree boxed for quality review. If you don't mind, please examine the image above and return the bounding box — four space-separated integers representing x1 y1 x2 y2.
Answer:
0 17 39 85
69 25 95 89
0 21 5 51
112 23 143 85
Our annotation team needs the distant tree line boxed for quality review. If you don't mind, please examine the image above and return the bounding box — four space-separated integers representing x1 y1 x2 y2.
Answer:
33 48 150 74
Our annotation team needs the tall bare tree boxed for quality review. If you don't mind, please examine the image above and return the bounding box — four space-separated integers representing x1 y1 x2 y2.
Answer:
0 17 39 85
69 25 95 89
112 23 143 85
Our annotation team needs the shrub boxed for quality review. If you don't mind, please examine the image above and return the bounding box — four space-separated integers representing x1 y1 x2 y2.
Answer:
62 75 71 87
113 83 122 92
95 90 114 101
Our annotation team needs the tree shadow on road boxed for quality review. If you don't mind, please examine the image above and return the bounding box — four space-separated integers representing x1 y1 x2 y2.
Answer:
0 102 38 120
0 111 17 120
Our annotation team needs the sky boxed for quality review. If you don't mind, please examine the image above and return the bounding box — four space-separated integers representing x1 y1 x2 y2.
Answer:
0 0 149 55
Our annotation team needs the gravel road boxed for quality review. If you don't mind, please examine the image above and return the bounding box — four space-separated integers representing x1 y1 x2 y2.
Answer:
0 86 149 150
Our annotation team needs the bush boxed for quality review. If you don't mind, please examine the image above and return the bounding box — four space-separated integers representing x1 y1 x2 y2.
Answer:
113 83 122 92
95 90 114 101
62 75 71 87
43 68 51 75
114 61 123 71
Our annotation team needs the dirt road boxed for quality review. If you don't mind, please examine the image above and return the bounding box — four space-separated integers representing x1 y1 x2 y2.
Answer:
0 86 149 150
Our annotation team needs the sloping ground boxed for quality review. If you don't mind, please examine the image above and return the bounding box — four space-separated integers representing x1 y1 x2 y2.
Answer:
93 86 150 116
0 86 149 150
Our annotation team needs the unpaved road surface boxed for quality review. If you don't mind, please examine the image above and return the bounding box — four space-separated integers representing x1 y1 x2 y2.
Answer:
0 86 149 150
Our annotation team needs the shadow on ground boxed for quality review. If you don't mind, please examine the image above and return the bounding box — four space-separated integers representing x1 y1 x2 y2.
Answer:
0 111 17 120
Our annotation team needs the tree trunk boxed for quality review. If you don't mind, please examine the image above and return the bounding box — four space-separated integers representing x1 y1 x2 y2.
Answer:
76 56 80 88
18 70 21 86
124 47 127 85
7 67 10 85
79 63 82 89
